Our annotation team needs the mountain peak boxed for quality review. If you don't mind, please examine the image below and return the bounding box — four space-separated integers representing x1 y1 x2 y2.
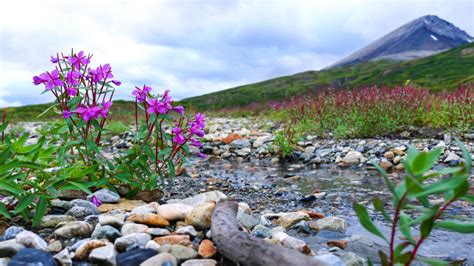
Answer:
327 15 473 68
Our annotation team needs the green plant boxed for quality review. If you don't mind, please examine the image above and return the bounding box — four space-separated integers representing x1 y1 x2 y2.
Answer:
273 130 293 158
107 121 129 135
353 140 473 265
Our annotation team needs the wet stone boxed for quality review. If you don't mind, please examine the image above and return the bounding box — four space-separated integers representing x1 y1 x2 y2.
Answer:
92 224 122 242
9 248 56 266
115 248 157 266
2 226 24 240
87 189 120 203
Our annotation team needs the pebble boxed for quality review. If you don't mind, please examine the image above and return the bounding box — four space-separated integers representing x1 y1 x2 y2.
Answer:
70 199 100 214
99 199 146 213
114 233 151 252
74 239 108 260
182 259 218 266
146 228 171 237
198 239 217 258
144 240 161 251
154 235 191 246
66 206 97 219
9 248 56 266
170 191 226 207
55 221 93 238
185 202 216 230
176 226 197 237
127 213 170 227
45 240 62 253
313 253 345 266
342 151 363 165
40 215 76 228
54 248 72 265
236 211 258 230
275 212 310 228
2 226 24 240
92 224 122 242
0 239 25 257
115 248 157 266
157 244 198 261
89 244 118 266
251 224 272 238
140 252 177 266
87 189 120 203
16 230 48 250
99 214 126 228
315 217 349 232
121 223 149 235
156 204 194 222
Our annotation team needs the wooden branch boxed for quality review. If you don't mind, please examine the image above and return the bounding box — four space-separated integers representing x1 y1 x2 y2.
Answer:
211 199 330 266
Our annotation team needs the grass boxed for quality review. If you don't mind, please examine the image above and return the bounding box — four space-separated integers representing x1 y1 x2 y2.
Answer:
181 43 474 110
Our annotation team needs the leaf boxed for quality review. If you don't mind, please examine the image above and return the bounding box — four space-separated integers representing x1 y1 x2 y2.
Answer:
393 242 410 258
168 160 175 178
0 179 24 195
0 202 11 219
67 97 82 108
353 202 388 242
37 103 58 118
434 220 474 233
420 258 449 265
373 198 392 222
378 250 390 266
411 147 442 177
412 174 467 198
371 160 396 196
32 195 47 227
420 214 436 238
455 139 471 170
399 212 415 244
0 121 9 133
67 181 93 194
13 194 35 214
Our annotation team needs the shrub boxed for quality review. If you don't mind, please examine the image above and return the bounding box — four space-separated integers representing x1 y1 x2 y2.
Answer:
353 140 473 265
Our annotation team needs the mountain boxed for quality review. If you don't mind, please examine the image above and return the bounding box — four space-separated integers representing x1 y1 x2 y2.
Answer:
180 43 474 111
328 15 473 68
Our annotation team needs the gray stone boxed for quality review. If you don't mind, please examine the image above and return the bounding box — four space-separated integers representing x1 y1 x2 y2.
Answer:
8 248 56 266
342 151 363 165
16 231 47 250
2 226 24 240
55 221 93 238
176 226 197 237
231 139 251 149
315 217 349 232
92 224 122 242
40 215 76 228
70 199 100 214
181 259 217 266
45 240 62 253
114 233 151 252
89 244 117 266
87 189 120 203
121 223 149 235
313 253 345 266
338 251 365 266
65 206 96 219
157 244 198 261
146 228 170 237
0 239 25 257
99 214 126 228
251 224 272 238
140 253 177 266
237 211 258 230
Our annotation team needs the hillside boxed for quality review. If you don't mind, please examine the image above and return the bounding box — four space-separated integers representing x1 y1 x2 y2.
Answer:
181 43 474 111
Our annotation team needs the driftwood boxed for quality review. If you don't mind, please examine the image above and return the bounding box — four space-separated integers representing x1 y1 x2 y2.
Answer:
211 199 329 266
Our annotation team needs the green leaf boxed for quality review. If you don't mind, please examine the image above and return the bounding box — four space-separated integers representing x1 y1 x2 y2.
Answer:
434 220 474 233
32 195 47 227
67 181 93 194
0 202 11 219
0 121 9 133
353 202 388 242
455 139 471 170
37 103 58 118
168 160 176 178
420 214 436 238
67 97 82 108
411 147 442 177
412 174 467 198
419 258 449 265
0 179 24 195
378 251 390 266
393 242 410 258
13 194 35 214
399 212 415 244
373 198 392 222
371 160 396 196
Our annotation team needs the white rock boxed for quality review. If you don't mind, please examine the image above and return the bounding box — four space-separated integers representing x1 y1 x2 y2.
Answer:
16 231 47 250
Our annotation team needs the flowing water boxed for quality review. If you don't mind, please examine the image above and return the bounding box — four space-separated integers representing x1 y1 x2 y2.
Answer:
192 158 474 264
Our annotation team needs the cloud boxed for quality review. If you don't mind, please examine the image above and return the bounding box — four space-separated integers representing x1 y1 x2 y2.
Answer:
0 0 472 106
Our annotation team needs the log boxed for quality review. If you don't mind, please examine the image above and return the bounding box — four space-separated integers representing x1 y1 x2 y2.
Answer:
211 199 330 266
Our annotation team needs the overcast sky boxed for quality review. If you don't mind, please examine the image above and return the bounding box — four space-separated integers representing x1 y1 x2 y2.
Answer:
0 0 473 107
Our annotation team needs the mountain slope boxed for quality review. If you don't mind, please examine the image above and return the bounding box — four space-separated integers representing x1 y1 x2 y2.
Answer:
180 43 474 111
328 15 473 68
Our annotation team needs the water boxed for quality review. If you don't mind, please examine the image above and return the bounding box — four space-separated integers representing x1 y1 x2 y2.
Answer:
194 158 474 264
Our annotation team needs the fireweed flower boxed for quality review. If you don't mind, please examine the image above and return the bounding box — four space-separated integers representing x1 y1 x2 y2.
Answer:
69 51 90 69
75 105 101 122
111 80 122 86
50 56 59 63
196 152 206 158
173 105 185 114
99 101 112 118
132 86 152 102
99 64 113 80
66 70 82 86
45 69 64 90
62 110 72 119
191 138 202 147
147 98 168 114
66 87 78 97
172 127 186 145
90 195 102 207
32 73 49 85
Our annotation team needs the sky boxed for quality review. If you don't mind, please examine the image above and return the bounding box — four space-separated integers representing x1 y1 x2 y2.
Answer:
0 0 473 107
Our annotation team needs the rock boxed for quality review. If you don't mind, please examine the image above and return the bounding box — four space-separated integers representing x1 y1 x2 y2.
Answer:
384 151 394 159
223 133 242 144
45 240 62 253
134 189 163 203
327 240 348 249
251 224 272 238
114 233 151 252
198 239 216 258
176 226 197 237
157 244 198 261
2 226 24 240
379 159 393 170
146 228 171 237
55 221 93 238
121 223 149 235
393 146 406 155
92 224 122 242
231 139 251 149
89 244 118 266
253 136 271 148
236 211 258 230
127 214 169 227
185 202 216 230
87 189 120 203
342 151 363 165
155 204 193 222
0 258 9 266
276 212 310 228
131 204 158 215
65 206 96 219
144 240 161 251
70 199 100 214
99 199 146 213
16 231 47 250
0 239 25 257
99 214 126 228
53 248 72 266
116 248 157 266
40 215 76 228
74 240 107 260
182 259 217 266
338 252 365 266
313 253 345 266
140 253 177 266
290 221 312 234
9 248 56 266
315 217 348 232
444 152 461 163
154 235 191 246
280 235 312 254
298 210 325 219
